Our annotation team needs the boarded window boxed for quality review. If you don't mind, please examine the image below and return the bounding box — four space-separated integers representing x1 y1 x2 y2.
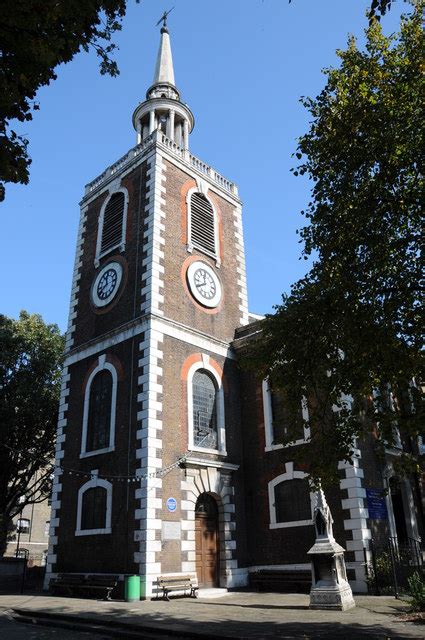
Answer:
190 192 216 256
193 370 218 449
81 486 107 530
274 478 311 523
87 370 112 452
101 192 125 255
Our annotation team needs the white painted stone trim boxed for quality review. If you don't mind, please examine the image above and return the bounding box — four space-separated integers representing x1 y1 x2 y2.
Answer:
64 314 236 367
80 354 118 458
233 203 249 326
268 463 314 529
181 466 246 588
65 206 88 352
141 150 166 318
135 323 164 598
44 366 70 589
80 354 117 457
75 473 112 536
186 359 226 455
339 448 371 593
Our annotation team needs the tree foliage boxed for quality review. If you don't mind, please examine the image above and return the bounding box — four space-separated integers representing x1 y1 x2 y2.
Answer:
289 0 395 23
0 0 134 201
0 311 64 555
244 1 424 486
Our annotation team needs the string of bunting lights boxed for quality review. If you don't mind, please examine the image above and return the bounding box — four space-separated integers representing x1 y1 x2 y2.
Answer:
1 442 189 484
56 453 189 483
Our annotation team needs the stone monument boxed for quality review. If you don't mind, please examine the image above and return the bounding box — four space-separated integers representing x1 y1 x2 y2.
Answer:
308 488 355 610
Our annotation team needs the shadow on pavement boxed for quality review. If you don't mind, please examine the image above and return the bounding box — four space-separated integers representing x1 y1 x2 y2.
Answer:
13 601 423 639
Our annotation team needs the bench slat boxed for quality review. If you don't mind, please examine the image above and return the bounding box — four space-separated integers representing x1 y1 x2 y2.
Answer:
156 575 198 601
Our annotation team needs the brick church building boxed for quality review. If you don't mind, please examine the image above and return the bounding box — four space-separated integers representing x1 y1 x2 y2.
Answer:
45 23 424 598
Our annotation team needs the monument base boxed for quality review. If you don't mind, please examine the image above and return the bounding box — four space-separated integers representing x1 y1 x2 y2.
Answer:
309 582 355 611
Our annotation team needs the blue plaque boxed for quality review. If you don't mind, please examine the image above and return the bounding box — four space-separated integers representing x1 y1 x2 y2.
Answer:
366 488 388 520
166 497 177 512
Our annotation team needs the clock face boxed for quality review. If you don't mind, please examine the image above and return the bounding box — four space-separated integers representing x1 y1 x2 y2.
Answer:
187 261 222 308
91 261 123 308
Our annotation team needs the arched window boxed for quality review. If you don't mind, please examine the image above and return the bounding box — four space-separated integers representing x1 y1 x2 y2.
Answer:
268 464 313 529
81 355 117 458
186 358 226 454
95 189 128 264
76 476 112 536
188 191 218 259
192 370 218 449
274 478 311 523
87 370 112 453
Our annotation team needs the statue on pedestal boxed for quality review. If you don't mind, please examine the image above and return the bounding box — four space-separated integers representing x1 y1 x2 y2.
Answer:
308 488 355 610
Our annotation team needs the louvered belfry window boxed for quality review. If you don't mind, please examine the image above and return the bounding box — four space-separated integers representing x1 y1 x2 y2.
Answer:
101 191 125 255
190 192 216 256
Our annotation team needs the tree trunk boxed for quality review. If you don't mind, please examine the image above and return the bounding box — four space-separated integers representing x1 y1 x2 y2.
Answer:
0 512 12 557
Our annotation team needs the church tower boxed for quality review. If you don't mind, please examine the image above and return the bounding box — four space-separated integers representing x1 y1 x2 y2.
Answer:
46 20 250 597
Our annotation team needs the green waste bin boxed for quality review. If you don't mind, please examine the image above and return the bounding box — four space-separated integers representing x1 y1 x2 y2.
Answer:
125 575 140 602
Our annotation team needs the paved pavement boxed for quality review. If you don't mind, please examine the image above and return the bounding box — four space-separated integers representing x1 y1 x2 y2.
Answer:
0 591 423 639
0 607 107 640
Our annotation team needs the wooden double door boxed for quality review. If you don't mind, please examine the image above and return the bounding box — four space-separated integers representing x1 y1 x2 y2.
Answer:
195 494 219 588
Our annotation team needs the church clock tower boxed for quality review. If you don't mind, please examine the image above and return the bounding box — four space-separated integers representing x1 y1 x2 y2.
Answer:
46 19 249 597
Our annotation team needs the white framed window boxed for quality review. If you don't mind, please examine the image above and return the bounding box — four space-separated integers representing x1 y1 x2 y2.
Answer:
95 187 128 266
262 380 310 451
16 518 30 534
187 188 220 265
268 463 314 529
187 357 226 455
75 472 112 536
44 521 50 537
80 354 117 458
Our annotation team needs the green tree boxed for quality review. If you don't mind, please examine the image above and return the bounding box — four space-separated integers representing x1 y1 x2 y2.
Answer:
245 1 424 486
289 0 395 23
0 0 139 201
0 311 64 556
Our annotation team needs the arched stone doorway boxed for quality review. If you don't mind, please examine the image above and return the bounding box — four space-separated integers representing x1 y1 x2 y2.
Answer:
195 493 219 587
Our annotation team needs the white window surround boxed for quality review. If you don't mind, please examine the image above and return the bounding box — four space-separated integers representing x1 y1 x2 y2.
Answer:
75 472 112 536
80 354 117 458
94 186 129 267
187 357 226 456
268 463 314 529
186 187 221 267
262 379 310 451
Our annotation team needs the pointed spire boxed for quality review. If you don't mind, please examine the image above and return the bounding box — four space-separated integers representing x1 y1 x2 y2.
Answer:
132 15 194 149
153 27 176 87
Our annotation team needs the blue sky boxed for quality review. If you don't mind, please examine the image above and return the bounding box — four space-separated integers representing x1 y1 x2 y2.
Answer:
1 0 407 332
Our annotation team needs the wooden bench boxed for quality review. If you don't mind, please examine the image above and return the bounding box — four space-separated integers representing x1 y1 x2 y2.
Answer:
50 573 118 600
157 575 198 601
250 570 311 593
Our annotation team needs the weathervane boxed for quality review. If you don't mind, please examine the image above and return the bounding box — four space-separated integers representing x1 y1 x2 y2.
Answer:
156 7 174 31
